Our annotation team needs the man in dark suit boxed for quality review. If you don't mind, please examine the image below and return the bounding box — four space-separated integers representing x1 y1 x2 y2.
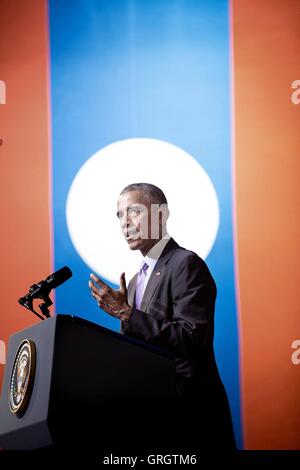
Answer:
89 182 236 452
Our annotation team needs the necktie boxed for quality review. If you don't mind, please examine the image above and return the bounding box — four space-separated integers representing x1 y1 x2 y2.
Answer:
135 262 149 309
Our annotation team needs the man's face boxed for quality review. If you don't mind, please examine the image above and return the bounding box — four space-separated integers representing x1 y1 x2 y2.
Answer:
117 190 165 252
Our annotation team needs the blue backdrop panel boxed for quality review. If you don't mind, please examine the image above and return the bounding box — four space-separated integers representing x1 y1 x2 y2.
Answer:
49 0 242 447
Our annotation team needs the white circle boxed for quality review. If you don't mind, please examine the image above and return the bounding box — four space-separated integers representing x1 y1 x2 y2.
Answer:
66 138 219 285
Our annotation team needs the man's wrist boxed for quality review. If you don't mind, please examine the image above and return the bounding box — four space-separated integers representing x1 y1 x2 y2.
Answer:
121 305 133 322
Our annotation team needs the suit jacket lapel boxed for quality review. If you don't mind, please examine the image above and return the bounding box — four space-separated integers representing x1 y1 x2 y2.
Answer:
127 238 179 310
133 238 178 312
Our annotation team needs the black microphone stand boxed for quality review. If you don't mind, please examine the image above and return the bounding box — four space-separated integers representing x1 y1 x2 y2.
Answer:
18 282 53 320
18 266 72 320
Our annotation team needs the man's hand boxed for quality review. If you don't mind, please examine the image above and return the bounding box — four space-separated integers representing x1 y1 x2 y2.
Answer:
89 272 133 321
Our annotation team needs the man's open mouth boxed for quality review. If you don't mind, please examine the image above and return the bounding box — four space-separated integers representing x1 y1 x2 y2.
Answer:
126 234 140 241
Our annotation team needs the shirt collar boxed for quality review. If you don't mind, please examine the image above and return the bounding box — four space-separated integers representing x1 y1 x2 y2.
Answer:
140 233 171 270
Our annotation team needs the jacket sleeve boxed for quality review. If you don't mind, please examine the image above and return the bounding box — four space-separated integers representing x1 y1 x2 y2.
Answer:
121 254 216 358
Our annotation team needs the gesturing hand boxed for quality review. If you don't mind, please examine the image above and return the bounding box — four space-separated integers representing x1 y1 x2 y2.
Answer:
89 272 132 321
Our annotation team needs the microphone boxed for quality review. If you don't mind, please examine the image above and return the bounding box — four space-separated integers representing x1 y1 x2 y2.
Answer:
18 266 72 318
42 266 72 292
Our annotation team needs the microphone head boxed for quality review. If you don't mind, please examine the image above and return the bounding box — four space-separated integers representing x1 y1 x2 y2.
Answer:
46 266 72 289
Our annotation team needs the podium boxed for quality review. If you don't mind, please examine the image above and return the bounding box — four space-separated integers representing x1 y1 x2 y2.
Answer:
0 315 176 450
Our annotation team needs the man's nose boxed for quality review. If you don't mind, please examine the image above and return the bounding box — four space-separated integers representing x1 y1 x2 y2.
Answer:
120 214 130 229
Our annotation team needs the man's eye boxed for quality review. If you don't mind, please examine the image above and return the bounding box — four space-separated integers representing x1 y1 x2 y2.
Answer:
129 208 140 216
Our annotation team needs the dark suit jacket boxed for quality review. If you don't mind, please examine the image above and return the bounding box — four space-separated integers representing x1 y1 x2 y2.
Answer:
121 237 236 450
121 237 222 392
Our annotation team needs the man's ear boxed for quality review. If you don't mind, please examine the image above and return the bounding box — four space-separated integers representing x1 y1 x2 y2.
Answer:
159 204 170 224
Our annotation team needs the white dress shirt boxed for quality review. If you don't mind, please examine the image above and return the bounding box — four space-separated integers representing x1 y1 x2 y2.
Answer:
137 233 171 294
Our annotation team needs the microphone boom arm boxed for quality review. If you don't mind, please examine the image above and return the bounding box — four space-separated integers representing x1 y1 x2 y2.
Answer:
18 266 72 320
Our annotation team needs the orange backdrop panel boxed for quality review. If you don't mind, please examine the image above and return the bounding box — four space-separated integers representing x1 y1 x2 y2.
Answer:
0 0 51 389
232 0 300 449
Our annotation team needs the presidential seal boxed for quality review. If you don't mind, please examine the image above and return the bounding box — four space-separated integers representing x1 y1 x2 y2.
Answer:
9 339 36 417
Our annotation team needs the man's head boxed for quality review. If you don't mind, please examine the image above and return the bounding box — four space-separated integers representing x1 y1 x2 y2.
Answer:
117 183 170 255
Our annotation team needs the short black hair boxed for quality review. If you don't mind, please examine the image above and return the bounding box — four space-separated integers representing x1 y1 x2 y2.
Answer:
120 182 168 206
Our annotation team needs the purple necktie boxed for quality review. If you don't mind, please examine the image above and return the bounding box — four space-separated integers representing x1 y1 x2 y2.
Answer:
135 262 149 309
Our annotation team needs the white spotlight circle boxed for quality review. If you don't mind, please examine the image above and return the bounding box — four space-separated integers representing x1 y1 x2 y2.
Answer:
66 138 219 285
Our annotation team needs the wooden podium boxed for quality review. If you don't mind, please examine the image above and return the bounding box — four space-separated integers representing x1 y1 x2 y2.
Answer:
0 315 176 450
